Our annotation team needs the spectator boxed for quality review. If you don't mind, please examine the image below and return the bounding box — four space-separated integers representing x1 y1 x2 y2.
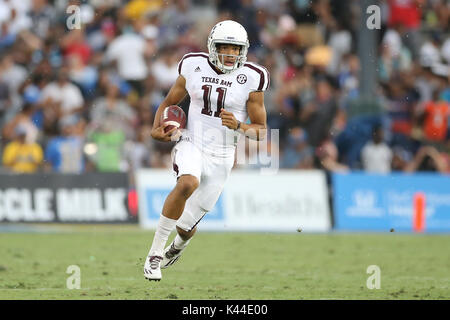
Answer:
61 29 92 67
391 146 413 171
236 0 261 50
442 37 450 65
104 22 150 96
338 54 360 103
280 127 314 169
300 79 338 147
379 25 412 81
2 125 43 173
151 46 181 95
327 21 352 76
40 67 85 125
2 103 39 144
90 81 137 139
28 0 55 39
0 0 32 36
384 79 414 137
315 138 349 173
387 0 423 57
67 54 98 100
0 77 10 124
160 0 194 47
361 125 393 174
420 32 444 68
124 0 163 21
404 145 447 173
44 116 85 174
123 126 152 171
274 64 311 134
414 64 440 104
421 90 449 142
87 117 126 172
141 24 159 57
0 51 27 111
19 73 54 137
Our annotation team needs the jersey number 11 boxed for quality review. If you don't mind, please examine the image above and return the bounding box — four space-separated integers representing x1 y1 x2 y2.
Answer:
201 85 227 118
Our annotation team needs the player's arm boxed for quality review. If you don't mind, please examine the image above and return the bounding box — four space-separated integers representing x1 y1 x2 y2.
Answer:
151 75 188 142
220 91 267 140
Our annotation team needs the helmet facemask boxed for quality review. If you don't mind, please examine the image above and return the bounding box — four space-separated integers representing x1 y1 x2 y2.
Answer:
209 42 247 73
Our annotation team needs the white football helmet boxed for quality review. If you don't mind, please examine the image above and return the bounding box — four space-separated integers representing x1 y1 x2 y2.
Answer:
207 20 249 73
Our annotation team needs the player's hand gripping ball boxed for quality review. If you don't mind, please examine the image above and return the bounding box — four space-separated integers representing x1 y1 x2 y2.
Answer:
160 105 186 140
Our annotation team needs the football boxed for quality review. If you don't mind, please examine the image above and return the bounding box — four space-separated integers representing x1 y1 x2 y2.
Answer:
160 105 187 134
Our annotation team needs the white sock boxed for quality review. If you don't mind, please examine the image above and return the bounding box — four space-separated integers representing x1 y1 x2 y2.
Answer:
173 233 191 250
149 215 177 256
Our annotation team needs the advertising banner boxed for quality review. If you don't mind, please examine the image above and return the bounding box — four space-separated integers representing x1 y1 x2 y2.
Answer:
333 172 450 232
0 173 132 223
137 169 331 232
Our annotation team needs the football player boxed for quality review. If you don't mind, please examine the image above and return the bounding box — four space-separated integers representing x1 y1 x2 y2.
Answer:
144 20 270 281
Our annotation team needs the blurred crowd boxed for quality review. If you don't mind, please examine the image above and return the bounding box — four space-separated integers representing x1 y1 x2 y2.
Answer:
0 0 449 176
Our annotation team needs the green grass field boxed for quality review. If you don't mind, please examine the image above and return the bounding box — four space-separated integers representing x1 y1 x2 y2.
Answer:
0 224 449 300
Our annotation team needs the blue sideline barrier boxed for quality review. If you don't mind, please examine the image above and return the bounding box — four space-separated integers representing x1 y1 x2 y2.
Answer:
333 172 450 232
